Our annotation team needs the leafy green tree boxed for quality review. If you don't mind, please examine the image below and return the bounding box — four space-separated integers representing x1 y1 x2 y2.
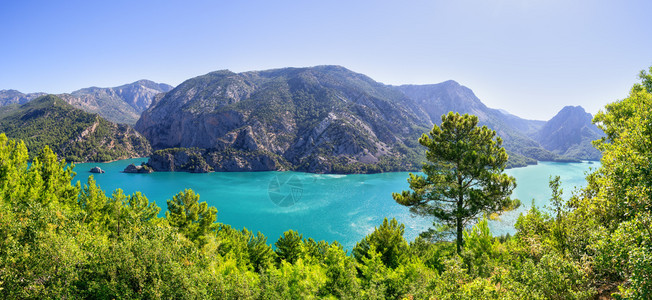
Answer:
353 218 408 269
589 73 652 227
275 229 304 264
166 189 217 246
393 112 519 253
245 229 276 272
581 67 652 297
320 244 361 299
78 176 109 226
461 218 495 277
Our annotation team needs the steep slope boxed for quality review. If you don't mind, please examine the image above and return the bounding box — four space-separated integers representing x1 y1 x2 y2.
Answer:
0 95 151 162
396 82 558 166
0 90 47 106
136 66 432 173
64 80 173 124
535 106 603 160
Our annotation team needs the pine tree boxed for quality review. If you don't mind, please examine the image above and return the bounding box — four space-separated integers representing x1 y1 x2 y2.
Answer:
393 112 519 254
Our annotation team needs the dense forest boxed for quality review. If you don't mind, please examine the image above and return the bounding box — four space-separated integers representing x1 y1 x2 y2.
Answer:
1 68 651 298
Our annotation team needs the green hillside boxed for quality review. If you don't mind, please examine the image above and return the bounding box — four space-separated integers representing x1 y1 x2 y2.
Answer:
0 95 151 162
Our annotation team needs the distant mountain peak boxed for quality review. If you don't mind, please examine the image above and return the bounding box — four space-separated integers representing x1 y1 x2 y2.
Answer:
440 79 461 87
534 105 603 160
557 105 587 115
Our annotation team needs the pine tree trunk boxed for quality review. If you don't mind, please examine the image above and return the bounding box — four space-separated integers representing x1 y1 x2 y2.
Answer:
456 202 463 254
456 172 464 254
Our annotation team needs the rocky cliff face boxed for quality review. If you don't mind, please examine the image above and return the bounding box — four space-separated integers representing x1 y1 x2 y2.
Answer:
67 80 173 124
136 66 431 173
146 148 283 172
535 106 603 160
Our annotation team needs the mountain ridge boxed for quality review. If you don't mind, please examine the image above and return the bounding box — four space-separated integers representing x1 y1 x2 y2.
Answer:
535 105 602 160
136 66 432 173
1 66 602 172
136 65 602 173
0 80 173 125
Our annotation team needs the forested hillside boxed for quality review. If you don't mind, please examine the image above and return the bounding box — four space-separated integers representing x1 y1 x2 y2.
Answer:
0 95 151 162
0 68 650 298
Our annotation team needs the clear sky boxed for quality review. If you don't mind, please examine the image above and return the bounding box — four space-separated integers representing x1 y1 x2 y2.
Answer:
1 0 651 120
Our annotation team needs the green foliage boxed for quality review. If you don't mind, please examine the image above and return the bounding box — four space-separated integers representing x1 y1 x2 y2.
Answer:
461 218 497 277
353 218 408 269
166 189 217 246
274 230 304 264
393 112 519 254
505 150 538 168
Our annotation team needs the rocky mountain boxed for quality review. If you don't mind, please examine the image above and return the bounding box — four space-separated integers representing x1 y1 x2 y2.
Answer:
535 106 603 160
136 66 432 173
0 95 151 162
0 90 47 106
1 67 602 172
396 82 561 166
1 80 173 125
135 66 604 173
64 80 174 124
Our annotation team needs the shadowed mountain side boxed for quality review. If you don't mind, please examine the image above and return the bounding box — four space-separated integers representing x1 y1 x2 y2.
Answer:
535 106 603 160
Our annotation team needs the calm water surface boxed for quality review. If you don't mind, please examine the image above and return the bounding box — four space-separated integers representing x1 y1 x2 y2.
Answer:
73 159 599 249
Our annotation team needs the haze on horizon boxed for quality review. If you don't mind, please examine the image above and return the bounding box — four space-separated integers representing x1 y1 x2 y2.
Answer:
1 0 651 120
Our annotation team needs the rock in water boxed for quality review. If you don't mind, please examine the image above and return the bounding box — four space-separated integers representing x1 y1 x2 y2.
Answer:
90 166 105 173
123 163 154 173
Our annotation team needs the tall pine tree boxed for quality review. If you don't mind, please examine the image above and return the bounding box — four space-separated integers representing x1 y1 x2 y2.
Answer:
393 112 519 254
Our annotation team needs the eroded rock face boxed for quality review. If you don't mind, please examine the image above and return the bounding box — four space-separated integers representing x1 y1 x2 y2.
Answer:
135 66 431 173
145 148 282 173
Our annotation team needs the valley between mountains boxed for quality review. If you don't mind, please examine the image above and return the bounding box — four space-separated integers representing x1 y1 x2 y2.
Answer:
0 66 603 173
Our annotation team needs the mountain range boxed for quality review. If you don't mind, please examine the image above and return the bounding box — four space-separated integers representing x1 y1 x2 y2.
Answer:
0 66 603 172
136 66 431 173
0 80 173 125
136 66 603 173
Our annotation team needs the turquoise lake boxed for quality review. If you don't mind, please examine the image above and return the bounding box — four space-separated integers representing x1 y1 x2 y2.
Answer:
73 159 599 249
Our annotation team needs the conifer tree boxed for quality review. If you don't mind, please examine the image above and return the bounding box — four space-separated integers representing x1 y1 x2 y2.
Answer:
393 112 518 254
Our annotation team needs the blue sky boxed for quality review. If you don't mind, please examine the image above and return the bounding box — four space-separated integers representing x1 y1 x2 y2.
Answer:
1 0 651 120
